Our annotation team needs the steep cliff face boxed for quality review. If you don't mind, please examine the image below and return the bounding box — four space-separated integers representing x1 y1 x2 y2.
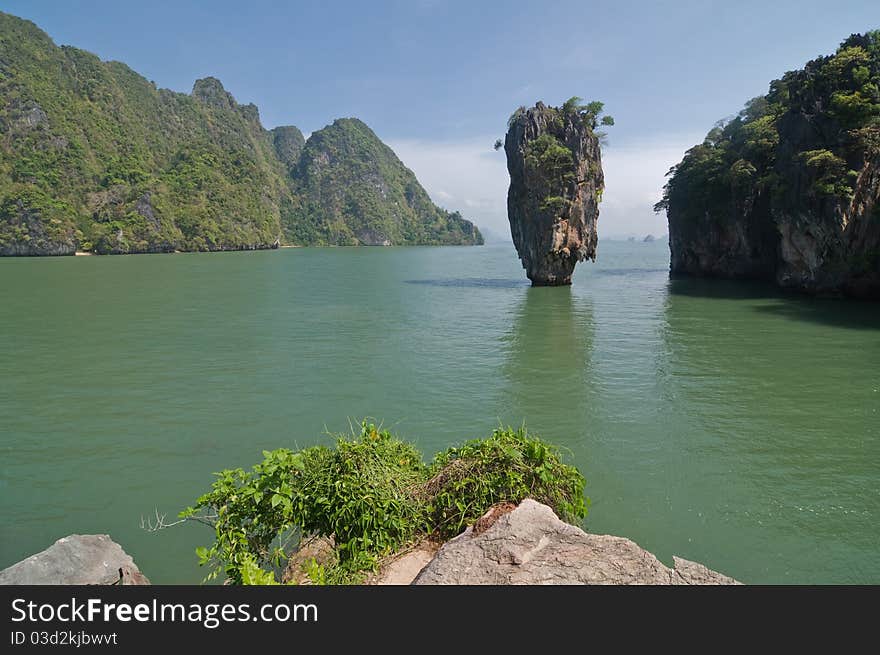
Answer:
659 31 880 297
666 180 778 280
504 102 604 285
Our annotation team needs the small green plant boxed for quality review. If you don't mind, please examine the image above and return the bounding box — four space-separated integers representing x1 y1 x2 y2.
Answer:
540 196 568 213
178 421 588 584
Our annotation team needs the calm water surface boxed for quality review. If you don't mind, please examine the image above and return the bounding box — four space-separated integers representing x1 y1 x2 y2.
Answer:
1 242 878 583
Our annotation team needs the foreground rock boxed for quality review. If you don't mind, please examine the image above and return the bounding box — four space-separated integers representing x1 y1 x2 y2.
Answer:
413 499 738 585
504 101 605 285
0 535 150 585
368 542 440 585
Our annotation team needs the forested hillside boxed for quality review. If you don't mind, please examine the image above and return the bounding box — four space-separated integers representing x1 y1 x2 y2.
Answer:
0 12 481 255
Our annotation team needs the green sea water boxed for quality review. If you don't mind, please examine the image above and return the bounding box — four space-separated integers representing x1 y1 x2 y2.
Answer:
1 241 878 583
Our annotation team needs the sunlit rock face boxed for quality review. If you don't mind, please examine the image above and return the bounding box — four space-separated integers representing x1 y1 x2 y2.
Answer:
504 102 604 286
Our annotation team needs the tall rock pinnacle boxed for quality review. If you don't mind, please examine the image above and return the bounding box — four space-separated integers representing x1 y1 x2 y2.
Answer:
504 100 607 285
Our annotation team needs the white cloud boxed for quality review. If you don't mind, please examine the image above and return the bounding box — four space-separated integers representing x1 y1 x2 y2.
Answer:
387 136 509 238
600 134 703 238
386 132 703 241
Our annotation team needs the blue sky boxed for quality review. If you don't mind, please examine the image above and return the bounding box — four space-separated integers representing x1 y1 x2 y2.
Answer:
3 0 877 238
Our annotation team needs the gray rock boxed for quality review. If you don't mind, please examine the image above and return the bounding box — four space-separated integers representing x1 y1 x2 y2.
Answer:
10 100 48 132
504 102 604 285
135 191 160 229
0 535 150 585
23 103 48 128
413 499 739 585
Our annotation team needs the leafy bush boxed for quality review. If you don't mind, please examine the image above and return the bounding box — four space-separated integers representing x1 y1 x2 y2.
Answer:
180 422 588 584
423 428 588 537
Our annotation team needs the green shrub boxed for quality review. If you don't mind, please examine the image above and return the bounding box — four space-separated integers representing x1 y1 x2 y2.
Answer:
179 421 588 584
540 196 568 213
425 428 588 537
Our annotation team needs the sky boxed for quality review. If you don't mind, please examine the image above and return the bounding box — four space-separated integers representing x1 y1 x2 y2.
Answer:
3 0 878 239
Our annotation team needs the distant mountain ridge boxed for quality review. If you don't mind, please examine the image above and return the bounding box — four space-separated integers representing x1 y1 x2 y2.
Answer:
0 12 482 255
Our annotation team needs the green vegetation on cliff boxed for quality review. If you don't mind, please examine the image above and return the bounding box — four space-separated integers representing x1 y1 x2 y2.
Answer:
0 12 481 254
655 31 880 291
180 422 587 584
0 12 288 254
287 118 483 246
506 98 612 214
656 32 880 219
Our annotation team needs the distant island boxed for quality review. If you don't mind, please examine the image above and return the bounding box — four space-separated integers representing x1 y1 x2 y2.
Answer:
0 12 482 256
655 31 880 298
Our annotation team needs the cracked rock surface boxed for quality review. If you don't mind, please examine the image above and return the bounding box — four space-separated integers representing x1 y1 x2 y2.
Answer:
413 499 739 585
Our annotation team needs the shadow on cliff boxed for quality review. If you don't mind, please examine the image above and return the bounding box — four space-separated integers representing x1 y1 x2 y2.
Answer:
404 278 529 289
668 277 880 330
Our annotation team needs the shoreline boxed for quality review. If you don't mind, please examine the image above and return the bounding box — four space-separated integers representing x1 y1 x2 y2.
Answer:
5 242 485 258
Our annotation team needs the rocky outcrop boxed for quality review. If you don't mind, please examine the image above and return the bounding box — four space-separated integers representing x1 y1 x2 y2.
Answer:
504 102 604 285
413 499 738 585
0 535 150 585
0 201 76 256
367 542 440 585
660 32 880 298
773 151 880 297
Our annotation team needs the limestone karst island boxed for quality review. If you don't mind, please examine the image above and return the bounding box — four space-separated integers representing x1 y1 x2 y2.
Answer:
503 99 608 286
1 0 879 605
655 31 880 298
